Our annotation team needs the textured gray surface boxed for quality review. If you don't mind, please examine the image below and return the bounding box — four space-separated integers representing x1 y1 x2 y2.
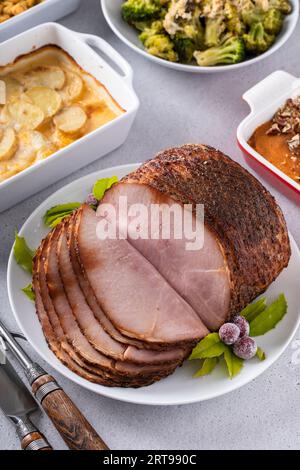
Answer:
0 0 299 451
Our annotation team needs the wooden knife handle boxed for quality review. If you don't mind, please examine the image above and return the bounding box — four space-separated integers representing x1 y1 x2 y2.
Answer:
15 417 53 451
32 375 109 451
21 431 53 451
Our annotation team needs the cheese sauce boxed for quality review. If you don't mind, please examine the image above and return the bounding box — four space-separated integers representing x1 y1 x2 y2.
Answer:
0 46 124 183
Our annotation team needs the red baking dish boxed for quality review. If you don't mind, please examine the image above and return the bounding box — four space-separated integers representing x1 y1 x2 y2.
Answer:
237 70 300 203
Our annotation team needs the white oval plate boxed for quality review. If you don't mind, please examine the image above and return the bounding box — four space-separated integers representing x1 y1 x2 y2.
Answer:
7 164 300 406
101 0 299 74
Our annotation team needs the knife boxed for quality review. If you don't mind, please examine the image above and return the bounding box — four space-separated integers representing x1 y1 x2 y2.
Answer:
0 320 109 451
0 358 53 450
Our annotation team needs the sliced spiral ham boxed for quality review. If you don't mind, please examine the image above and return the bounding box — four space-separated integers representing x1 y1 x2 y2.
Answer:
74 204 208 346
59 219 188 365
32 144 291 388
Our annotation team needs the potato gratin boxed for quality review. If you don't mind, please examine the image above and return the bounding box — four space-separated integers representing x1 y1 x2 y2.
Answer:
0 0 43 23
0 46 124 183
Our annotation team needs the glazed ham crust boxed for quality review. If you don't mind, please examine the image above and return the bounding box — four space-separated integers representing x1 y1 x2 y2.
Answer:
122 144 291 315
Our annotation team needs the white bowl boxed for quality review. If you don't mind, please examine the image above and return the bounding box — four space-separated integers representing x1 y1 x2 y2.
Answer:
0 0 81 42
237 70 300 198
0 22 139 213
101 0 299 73
7 164 300 406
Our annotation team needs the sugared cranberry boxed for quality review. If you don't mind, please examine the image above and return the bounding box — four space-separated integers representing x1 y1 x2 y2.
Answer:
233 316 250 337
85 193 98 206
233 337 257 360
219 323 240 345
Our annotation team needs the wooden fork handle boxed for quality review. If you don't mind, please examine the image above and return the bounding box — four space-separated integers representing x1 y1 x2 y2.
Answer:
32 374 109 451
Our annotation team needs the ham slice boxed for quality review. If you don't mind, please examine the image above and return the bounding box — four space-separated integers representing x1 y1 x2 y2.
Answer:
45 226 114 370
34 233 179 387
67 213 148 349
47 224 181 378
33 239 121 386
59 219 187 365
74 204 208 346
100 182 230 331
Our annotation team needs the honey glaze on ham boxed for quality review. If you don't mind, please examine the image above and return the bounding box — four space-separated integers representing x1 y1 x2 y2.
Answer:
32 144 291 388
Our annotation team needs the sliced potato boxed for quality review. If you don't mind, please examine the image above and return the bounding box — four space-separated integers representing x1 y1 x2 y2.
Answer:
79 90 102 110
0 106 10 124
0 81 6 105
8 100 45 130
36 146 55 161
2 77 23 101
52 129 76 148
18 130 46 150
54 106 87 134
25 87 62 118
0 128 18 161
61 72 84 102
18 66 66 90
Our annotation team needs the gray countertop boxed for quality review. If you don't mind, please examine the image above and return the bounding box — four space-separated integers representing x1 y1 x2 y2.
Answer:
0 0 299 451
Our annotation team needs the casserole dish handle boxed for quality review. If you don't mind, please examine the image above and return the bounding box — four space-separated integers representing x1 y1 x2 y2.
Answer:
74 32 133 87
243 71 299 114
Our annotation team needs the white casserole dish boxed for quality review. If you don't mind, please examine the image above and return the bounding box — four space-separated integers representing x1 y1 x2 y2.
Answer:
237 70 300 200
0 0 81 42
0 22 139 212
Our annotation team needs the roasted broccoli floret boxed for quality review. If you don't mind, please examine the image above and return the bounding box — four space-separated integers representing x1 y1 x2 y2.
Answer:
204 17 226 47
225 2 246 35
172 7 205 61
243 22 275 54
268 0 292 14
139 20 178 61
163 1 204 60
139 19 164 35
173 37 196 62
263 8 284 34
130 20 153 31
242 6 264 26
201 0 226 17
194 36 245 66
164 1 203 40
242 3 286 33
122 0 162 24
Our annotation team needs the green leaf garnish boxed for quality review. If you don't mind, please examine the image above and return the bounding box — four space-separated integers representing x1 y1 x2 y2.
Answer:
256 347 266 361
14 233 35 274
93 176 118 201
194 357 219 378
22 283 35 301
250 294 287 337
189 333 226 360
43 177 119 228
241 297 267 323
44 203 81 228
223 346 244 379
191 294 286 381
